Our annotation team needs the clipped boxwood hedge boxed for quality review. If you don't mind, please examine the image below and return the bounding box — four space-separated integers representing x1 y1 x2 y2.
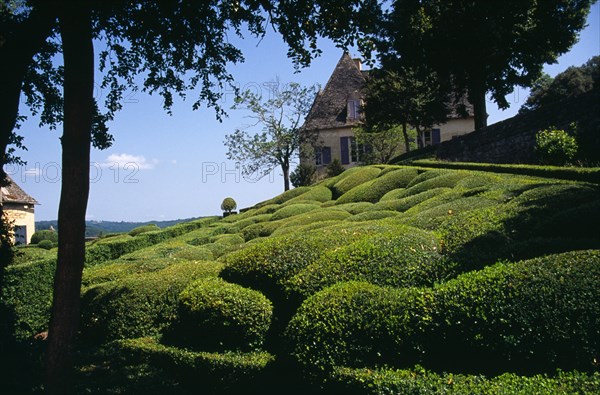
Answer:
336 168 420 204
169 278 272 351
1 258 56 340
270 203 321 221
334 202 374 214
400 171 469 198
369 188 451 213
329 367 600 395
81 261 223 342
287 227 447 299
285 186 333 204
345 210 399 222
331 167 382 198
128 224 160 236
112 337 275 394
255 187 311 207
286 250 600 374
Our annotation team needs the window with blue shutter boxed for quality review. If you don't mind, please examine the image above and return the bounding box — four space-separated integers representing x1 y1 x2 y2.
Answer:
432 128 441 145
340 136 350 164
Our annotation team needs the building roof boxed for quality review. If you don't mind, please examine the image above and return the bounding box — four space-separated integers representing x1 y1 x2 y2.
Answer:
301 52 474 132
1 176 38 205
302 52 367 131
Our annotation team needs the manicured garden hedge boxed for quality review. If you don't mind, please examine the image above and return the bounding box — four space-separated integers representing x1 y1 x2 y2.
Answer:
286 227 446 299
128 224 160 236
111 337 274 394
286 250 600 374
169 277 272 351
81 261 223 342
329 367 600 395
1 258 56 340
333 202 374 214
285 186 333 203
270 203 321 221
410 159 600 184
331 166 382 198
336 168 419 204
369 188 451 212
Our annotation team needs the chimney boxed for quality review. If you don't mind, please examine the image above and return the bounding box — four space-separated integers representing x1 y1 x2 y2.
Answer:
353 58 362 71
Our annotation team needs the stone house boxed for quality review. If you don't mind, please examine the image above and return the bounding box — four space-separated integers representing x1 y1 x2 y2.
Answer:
1 176 37 244
300 52 475 172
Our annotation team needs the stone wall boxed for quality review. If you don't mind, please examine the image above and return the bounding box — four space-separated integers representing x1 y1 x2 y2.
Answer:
434 88 600 164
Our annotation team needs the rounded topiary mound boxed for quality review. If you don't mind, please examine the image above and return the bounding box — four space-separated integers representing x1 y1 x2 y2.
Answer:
30 229 58 244
270 203 321 221
336 168 419 204
171 278 272 351
287 227 447 299
331 167 382 198
286 250 600 375
37 239 55 250
128 224 160 236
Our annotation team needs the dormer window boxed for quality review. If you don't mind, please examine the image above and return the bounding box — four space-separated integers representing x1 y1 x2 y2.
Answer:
347 99 361 121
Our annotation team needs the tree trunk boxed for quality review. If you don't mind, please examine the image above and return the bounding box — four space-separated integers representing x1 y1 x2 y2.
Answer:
402 123 411 153
44 4 93 394
282 161 290 191
470 75 488 130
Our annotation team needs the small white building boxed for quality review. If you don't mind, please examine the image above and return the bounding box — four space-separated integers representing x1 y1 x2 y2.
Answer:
1 176 38 245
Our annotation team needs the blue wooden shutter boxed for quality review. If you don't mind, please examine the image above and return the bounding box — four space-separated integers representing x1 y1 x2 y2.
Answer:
322 147 332 165
340 137 350 164
432 129 441 145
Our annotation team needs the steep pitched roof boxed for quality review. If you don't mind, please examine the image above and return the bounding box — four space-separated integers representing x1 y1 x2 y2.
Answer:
1 176 38 205
302 52 367 131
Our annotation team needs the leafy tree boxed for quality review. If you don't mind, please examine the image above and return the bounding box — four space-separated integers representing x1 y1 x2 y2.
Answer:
224 82 318 191
326 158 345 178
0 2 381 390
520 56 600 113
362 66 450 154
30 230 58 245
376 0 595 130
221 197 237 215
290 163 317 187
354 125 414 164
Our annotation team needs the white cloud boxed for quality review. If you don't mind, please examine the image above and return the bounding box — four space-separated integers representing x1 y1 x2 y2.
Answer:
101 153 158 170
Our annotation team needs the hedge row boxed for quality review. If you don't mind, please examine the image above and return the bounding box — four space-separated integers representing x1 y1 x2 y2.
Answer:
410 159 600 184
329 367 600 395
331 167 382 198
221 221 400 303
111 337 274 394
336 168 419 204
85 217 218 266
169 278 272 351
1 258 56 340
270 203 321 221
286 250 600 374
285 186 333 204
81 261 223 342
286 226 447 299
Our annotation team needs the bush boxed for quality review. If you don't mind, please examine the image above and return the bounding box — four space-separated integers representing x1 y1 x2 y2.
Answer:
334 202 374 214
168 278 272 351
286 281 433 372
400 196 497 230
432 250 600 374
270 203 321 221
285 186 333 204
81 261 223 342
329 367 600 395
398 171 469 198
345 210 399 222
336 168 420 204
274 209 351 229
287 250 600 375
369 188 451 212
1 258 56 340
255 187 310 207
30 230 58 245
37 240 54 250
287 227 447 299
128 224 160 237
379 188 407 201
535 128 578 166
110 337 274 394
221 223 391 302
331 167 382 198
290 163 316 187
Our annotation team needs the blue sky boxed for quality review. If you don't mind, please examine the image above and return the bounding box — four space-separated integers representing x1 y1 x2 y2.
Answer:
6 3 600 222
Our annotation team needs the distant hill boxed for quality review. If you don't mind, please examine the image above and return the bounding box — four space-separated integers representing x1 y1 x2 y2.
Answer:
36 217 205 237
